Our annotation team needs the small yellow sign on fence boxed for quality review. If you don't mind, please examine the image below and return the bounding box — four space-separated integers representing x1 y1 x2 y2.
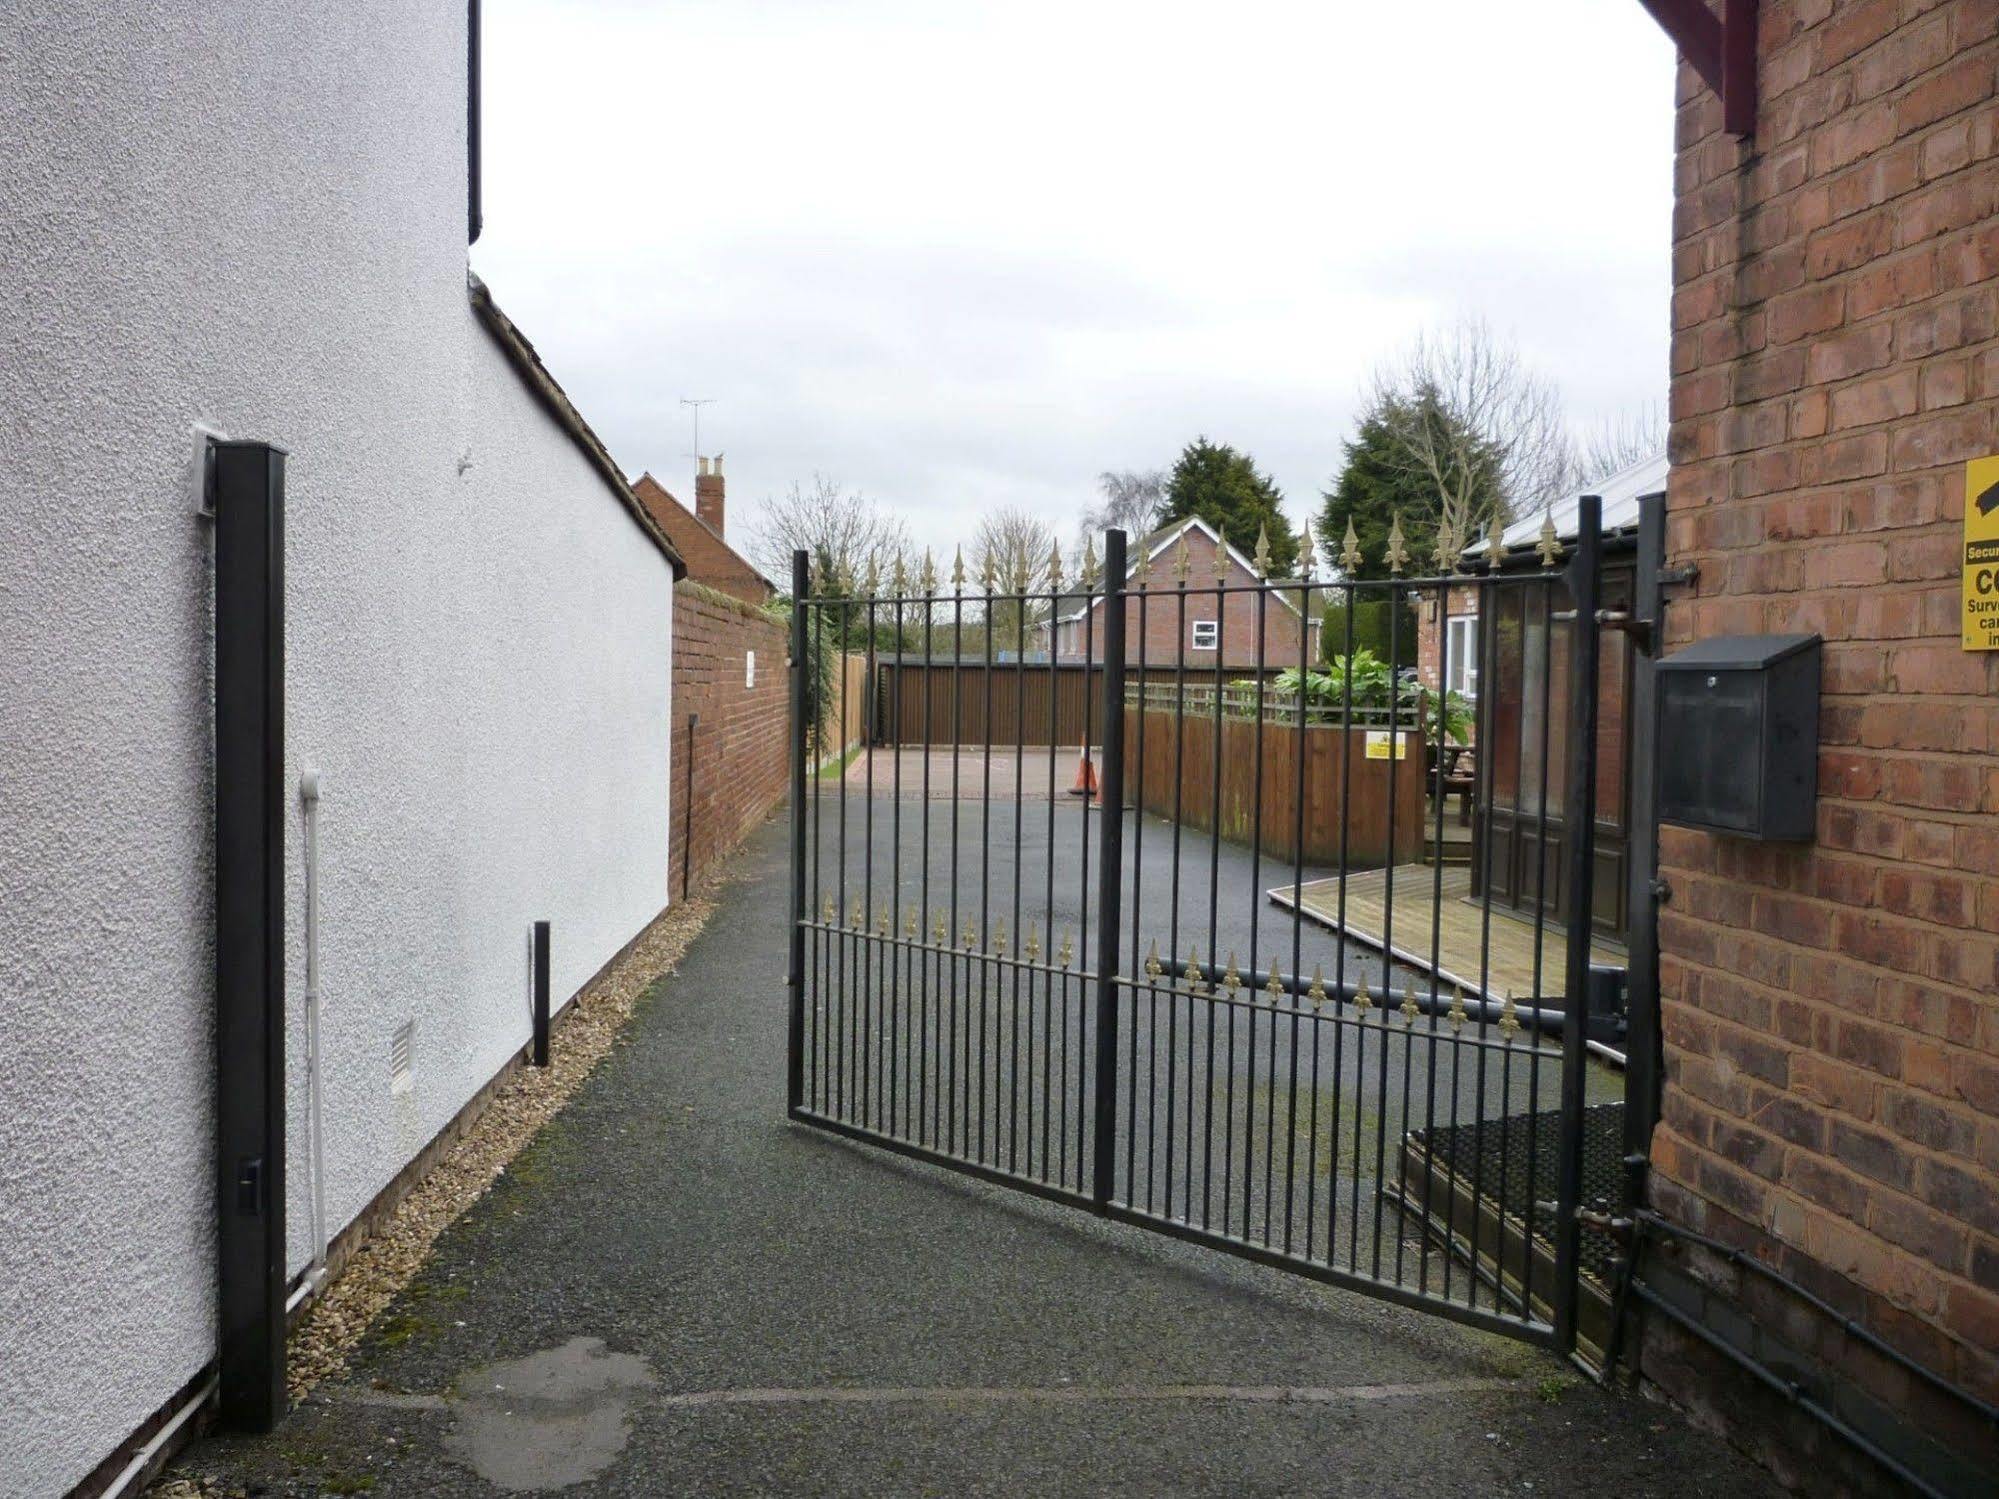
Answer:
1363 730 1409 761
1966 455 1999 652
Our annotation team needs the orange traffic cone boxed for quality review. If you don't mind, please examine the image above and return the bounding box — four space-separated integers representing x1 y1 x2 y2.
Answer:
1067 746 1099 798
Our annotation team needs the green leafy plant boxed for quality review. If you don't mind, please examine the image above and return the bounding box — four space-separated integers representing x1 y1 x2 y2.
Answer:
1244 650 1472 744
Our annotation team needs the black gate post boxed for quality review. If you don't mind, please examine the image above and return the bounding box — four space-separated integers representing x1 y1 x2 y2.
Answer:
530 920 551 1067
212 439 287 1431
1091 530 1128 1210
1623 496 1667 1172
1553 494 1602 1355
786 549 810 1116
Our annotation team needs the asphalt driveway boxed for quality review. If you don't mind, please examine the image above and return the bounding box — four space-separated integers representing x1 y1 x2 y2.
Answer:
180 809 1774 1497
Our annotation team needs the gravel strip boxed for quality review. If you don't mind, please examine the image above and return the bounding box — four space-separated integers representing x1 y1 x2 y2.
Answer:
278 859 736 1402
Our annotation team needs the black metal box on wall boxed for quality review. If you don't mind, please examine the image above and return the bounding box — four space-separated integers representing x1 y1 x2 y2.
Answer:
1657 634 1821 841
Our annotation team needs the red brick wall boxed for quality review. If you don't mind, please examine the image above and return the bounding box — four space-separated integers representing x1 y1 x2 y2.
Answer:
669 583 790 900
1654 0 1999 1461
1415 583 1479 689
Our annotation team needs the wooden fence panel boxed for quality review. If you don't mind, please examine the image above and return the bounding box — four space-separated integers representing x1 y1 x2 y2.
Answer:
873 662 1271 748
1123 705 1425 868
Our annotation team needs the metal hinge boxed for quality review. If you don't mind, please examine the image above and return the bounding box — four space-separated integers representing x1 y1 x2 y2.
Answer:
1596 609 1656 655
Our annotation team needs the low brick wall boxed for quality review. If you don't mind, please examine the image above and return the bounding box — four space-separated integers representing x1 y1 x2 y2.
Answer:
670 583 790 901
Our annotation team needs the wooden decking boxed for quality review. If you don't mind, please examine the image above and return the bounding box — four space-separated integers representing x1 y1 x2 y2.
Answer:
1268 864 1624 1004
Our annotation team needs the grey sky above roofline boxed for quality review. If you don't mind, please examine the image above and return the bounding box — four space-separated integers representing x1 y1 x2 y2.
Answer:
470 0 1677 570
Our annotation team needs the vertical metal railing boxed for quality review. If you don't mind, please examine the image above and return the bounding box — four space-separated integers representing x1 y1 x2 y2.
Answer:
1552 494 1603 1354
786 551 809 1116
1090 529 1127 1208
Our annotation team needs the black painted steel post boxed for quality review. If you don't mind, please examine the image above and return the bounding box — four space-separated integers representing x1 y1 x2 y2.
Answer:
787 550 810 1115
681 712 699 900
1553 494 1603 1354
1623 497 1666 1165
1091 529 1128 1211
531 920 551 1067
213 439 287 1432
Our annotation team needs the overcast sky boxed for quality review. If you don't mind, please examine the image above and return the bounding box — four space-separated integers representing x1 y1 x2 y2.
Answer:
473 0 1679 566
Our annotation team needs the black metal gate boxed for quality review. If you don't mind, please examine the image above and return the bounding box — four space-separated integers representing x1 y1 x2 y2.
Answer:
786 501 1620 1353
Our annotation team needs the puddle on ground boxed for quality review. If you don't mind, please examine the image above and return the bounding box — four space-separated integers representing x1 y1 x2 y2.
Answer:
443 1336 654 1491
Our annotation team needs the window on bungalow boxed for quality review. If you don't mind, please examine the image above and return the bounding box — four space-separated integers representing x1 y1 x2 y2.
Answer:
1190 619 1219 651
1445 615 1479 697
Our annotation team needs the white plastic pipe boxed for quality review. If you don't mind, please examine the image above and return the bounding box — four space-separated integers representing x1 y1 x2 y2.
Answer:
300 769 329 1292
96 1376 218 1499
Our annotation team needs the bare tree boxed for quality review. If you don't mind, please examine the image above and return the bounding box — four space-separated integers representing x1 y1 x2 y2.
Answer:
969 506 1062 650
1574 405 1667 487
1082 469 1167 541
745 473 910 593
1368 317 1573 556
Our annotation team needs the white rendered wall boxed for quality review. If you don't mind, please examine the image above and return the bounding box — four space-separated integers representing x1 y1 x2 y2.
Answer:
0 6 674 1493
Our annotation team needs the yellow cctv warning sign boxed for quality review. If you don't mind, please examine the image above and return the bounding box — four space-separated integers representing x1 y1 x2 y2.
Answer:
1967 455 1999 651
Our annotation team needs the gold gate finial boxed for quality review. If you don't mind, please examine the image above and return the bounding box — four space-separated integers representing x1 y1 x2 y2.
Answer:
1354 975 1372 1014
1484 520 1506 571
1447 986 1468 1032
1297 520 1315 579
1265 963 1285 1005
850 896 865 929
1058 929 1075 969
1499 990 1521 1040
1308 966 1327 1011
1384 513 1410 575
1185 943 1204 992
1213 531 1231 585
1048 540 1065 593
951 545 966 590
1173 532 1192 582
962 917 978 951
1536 510 1562 569
1024 922 1041 961
1432 521 1457 574
1144 939 1163 980
821 894 835 923
1253 524 1272 579
904 905 918 939
1133 537 1153 583
932 910 947 944
992 917 1007 957
1339 517 1363 574
920 548 938 596
1081 535 1100 589
1400 978 1420 1024
863 554 880 596
1222 952 1241 993
891 553 907 596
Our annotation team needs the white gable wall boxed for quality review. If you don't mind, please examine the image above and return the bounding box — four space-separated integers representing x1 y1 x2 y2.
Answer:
0 6 673 1493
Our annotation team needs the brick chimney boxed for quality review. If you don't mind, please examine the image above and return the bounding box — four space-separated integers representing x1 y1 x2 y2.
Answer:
695 454 725 536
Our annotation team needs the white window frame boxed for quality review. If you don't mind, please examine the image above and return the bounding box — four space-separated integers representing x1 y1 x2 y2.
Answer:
1444 615 1478 698
1189 619 1219 651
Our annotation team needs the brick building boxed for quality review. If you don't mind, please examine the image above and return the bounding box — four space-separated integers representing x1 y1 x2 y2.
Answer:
1634 1 1999 1491
634 458 775 606
1042 516 1320 671
633 461 789 898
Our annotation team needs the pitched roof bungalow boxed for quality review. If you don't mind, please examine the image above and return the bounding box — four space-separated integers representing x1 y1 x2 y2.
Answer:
1038 515 1320 672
